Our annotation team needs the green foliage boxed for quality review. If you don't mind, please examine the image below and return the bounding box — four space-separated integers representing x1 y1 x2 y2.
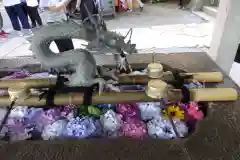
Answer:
77 105 103 117
88 106 102 116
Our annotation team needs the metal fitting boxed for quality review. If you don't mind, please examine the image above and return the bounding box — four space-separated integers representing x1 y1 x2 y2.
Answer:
147 63 163 78
145 79 168 99
8 82 30 102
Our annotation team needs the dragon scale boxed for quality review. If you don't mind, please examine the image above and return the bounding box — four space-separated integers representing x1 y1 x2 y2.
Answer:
31 20 100 87
30 2 137 92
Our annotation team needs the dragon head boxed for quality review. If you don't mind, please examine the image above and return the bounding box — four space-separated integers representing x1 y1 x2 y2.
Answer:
83 4 137 54
99 29 137 54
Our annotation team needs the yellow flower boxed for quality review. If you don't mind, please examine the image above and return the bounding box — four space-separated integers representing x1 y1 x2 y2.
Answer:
162 105 184 120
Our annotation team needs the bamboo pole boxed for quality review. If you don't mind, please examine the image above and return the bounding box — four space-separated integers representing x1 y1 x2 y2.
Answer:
190 88 238 101
0 72 224 89
0 88 237 107
182 72 223 82
0 78 56 89
119 72 224 84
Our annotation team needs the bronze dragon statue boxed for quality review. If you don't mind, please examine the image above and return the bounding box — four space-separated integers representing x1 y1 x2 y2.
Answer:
29 4 137 94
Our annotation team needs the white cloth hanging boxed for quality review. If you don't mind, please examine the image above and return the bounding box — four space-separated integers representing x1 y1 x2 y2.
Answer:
2 0 21 7
26 0 39 7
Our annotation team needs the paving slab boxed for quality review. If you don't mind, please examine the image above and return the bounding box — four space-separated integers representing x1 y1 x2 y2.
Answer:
0 3 209 57
0 37 28 58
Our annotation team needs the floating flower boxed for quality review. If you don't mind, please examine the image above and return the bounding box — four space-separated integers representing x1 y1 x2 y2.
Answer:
96 104 116 109
116 104 140 120
38 108 62 127
60 105 75 120
24 108 44 120
137 102 161 120
187 102 204 120
42 119 68 140
24 108 62 131
119 85 145 91
1 70 30 80
63 116 102 139
4 115 35 141
178 103 188 110
9 106 29 118
173 118 189 137
147 117 188 139
100 110 122 134
147 116 174 139
184 82 205 89
120 117 147 139
6 118 27 134
162 105 185 120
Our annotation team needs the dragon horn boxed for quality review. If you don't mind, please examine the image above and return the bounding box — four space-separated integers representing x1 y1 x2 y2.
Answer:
84 4 97 28
84 4 100 47
99 9 107 30
124 28 133 43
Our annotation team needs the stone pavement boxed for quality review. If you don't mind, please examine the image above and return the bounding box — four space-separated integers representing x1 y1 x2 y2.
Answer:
0 3 213 58
2 3 240 87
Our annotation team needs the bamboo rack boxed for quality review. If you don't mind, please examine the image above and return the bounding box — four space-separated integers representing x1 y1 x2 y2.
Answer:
0 88 237 107
0 72 223 89
119 72 223 84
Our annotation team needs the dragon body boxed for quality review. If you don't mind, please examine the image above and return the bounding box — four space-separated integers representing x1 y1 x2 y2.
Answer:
31 21 101 87
30 8 137 93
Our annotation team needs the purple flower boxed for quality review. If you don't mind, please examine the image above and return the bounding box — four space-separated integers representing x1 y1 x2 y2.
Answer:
184 82 204 89
63 116 103 139
24 108 62 131
137 102 161 120
116 104 141 120
6 118 27 134
100 110 122 133
147 117 188 139
44 108 62 122
9 106 29 118
60 105 75 120
1 70 30 80
42 119 68 140
119 85 145 91
96 104 116 109
120 117 147 139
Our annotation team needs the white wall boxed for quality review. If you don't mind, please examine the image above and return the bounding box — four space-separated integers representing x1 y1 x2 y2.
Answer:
209 0 240 75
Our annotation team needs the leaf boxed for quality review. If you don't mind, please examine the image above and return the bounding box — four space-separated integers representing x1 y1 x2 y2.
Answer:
76 105 88 116
88 106 102 116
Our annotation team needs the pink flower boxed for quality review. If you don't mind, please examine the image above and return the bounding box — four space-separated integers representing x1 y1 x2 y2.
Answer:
187 103 204 120
120 117 147 139
116 104 141 120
